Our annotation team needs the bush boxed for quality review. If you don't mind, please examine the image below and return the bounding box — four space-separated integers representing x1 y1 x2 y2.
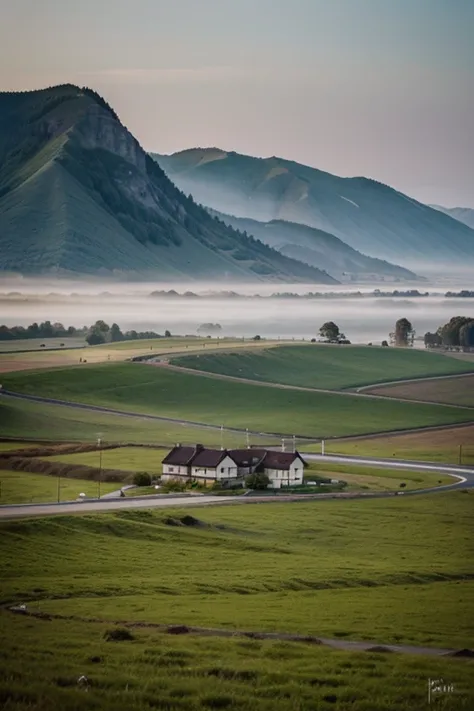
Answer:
245 472 270 490
104 628 134 642
399 482 406 489
133 471 152 487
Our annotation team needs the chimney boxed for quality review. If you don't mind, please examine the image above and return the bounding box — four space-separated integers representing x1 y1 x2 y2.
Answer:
195 443 204 452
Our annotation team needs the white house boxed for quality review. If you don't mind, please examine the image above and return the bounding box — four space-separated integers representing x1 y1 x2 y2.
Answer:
161 444 306 489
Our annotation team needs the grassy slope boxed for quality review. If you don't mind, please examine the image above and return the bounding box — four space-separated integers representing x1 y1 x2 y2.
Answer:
305 462 453 491
2 495 474 709
0 398 278 447
2 363 474 438
172 345 474 390
0 470 118 504
303 425 474 465
2 494 474 647
368 374 474 407
1 613 473 711
0 337 280 374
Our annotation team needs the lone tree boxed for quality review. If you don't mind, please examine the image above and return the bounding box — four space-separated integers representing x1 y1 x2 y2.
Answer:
319 321 340 341
391 318 414 347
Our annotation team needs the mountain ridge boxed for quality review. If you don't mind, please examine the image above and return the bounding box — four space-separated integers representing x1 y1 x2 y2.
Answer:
0 86 337 283
154 148 474 268
207 210 421 282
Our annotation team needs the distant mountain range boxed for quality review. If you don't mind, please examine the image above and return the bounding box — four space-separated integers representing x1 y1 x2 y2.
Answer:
206 210 419 282
0 86 336 283
155 148 474 268
430 205 474 231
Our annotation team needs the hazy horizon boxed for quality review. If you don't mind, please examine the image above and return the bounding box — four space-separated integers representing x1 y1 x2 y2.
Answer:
1 0 473 209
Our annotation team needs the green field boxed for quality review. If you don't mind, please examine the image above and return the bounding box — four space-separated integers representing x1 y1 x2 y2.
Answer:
172 344 474 390
301 425 474 465
3 363 474 439
0 397 279 447
304 461 453 491
1 612 472 711
0 470 119 504
45 446 167 474
1 494 474 709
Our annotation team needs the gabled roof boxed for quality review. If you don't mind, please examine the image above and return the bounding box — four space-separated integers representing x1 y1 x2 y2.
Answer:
262 451 306 470
192 449 236 468
162 446 197 466
227 449 266 467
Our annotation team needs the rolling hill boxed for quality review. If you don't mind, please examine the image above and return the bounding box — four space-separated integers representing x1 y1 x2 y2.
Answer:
208 210 420 282
0 86 336 283
154 148 474 268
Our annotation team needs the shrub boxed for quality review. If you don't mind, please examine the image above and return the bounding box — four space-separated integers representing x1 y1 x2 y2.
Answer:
104 628 134 642
399 482 406 489
245 472 270 490
133 471 152 487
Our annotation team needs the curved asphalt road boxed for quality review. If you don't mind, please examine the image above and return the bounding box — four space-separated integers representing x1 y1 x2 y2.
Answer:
1 453 472 519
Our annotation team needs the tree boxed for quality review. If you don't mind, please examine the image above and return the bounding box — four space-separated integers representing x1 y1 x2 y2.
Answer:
252 335 261 341
439 316 473 346
381 340 389 347
245 472 270 490
86 327 106 346
424 331 442 348
110 323 123 342
392 318 414 347
164 330 171 338
459 320 474 348
319 321 340 341
133 471 152 487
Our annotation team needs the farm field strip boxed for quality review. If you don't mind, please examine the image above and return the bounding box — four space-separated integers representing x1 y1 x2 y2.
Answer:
0 336 291 373
365 373 474 407
3 363 474 439
171 345 474 391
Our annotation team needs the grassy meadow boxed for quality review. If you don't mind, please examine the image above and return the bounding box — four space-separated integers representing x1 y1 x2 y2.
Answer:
1 611 473 711
172 344 474 390
0 470 119 504
308 425 474 465
304 461 453 491
0 336 282 374
3 363 474 439
0 397 280 448
1 494 474 709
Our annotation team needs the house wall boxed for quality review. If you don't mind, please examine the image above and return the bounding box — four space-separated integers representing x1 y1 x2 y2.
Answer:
191 456 238 482
163 464 189 477
264 461 304 488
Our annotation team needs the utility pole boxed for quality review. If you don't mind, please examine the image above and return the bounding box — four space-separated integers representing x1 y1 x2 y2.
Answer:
321 439 325 456
97 436 102 499
246 428 250 449
459 444 463 466
293 435 296 453
57 473 61 503
220 425 224 451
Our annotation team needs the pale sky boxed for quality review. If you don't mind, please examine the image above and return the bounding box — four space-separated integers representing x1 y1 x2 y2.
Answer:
1 0 473 207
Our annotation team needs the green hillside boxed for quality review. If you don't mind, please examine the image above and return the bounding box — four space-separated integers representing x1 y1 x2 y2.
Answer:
209 211 420 281
172 345 474 390
155 148 474 266
2 362 473 438
0 86 335 282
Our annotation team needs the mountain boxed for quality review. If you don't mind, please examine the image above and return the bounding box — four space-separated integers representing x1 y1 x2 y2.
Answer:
430 205 474 231
207 210 420 282
0 87 337 283
154 148 474 268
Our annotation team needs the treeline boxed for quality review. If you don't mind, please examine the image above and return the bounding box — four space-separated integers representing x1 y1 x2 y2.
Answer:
424 316 474 349
0 321 86 341
85 320 168 345
0 320 169 345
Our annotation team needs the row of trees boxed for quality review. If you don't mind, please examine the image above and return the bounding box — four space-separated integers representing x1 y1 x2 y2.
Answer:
0 321 86 341
85 320 170 346
424 316 474 349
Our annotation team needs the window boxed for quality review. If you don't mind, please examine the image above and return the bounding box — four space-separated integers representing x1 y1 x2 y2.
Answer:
221 467 224 473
